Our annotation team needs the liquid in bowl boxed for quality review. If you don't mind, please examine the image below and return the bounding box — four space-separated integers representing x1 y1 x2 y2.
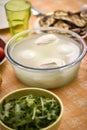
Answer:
5 28 86 89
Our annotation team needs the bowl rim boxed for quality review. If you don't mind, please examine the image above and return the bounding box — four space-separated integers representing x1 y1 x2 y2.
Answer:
0 36 6 65
5 27 87 71
0 88 63 130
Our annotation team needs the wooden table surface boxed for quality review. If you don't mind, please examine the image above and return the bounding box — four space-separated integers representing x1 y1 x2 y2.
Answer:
0 0 87 130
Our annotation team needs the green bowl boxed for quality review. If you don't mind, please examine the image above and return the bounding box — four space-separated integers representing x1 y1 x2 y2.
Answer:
0 88 63 130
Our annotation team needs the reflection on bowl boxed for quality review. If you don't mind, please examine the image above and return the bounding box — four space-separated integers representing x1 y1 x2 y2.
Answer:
0 88 63 130
0 36 6 65
5 27 86 89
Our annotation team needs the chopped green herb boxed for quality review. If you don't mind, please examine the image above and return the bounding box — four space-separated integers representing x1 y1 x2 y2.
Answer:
0 94 60 130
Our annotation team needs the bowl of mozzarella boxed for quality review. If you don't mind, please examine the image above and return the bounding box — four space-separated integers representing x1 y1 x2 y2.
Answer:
5 27 87 89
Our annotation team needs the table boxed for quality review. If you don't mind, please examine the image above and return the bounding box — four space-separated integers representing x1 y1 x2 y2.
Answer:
0 0 87 130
